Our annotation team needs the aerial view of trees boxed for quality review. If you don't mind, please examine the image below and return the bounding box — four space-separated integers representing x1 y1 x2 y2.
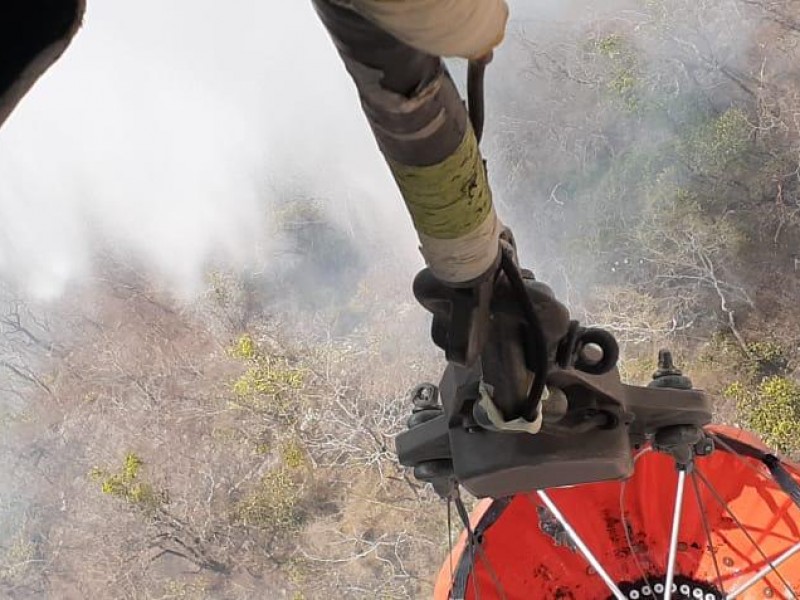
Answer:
2 0 800 598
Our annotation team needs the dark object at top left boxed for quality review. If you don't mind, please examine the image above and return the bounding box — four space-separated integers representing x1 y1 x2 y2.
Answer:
0 0 86 127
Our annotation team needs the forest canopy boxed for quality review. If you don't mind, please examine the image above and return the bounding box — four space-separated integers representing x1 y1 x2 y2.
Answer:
2 0 800 598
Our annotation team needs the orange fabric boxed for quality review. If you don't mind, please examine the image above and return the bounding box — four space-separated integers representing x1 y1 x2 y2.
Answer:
436 428 800 599
710 424 773 455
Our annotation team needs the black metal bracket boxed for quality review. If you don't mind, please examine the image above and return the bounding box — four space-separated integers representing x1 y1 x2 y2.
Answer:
398 249 714 498
396 358 713 498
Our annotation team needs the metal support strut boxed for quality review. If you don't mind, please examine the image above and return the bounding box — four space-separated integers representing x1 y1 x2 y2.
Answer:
664 467 688 600
725 542 800 599
537 491 627 600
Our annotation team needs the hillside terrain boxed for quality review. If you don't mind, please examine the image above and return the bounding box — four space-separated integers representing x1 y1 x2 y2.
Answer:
2 0 800 598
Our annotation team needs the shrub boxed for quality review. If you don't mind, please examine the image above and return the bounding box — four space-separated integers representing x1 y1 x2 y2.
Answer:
281 439 307 470
745 341 789 378
227 334 305 417
725 376 800 454
592 33 640 111
231 363 304 398
90 452 164 510
228 333 257 361
681 108 751 172
234 467 305 532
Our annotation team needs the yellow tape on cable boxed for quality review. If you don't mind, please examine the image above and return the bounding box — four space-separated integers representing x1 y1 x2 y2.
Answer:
332 0 509 59
388 124 502 283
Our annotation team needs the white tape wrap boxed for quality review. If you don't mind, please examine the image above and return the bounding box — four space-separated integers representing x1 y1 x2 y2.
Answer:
418 211 502 284
333 0 509 59
478 381 543 434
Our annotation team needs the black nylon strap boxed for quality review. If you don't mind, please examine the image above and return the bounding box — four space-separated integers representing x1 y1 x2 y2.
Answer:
765 454 800 510
712 432 800 510
451 496 512 599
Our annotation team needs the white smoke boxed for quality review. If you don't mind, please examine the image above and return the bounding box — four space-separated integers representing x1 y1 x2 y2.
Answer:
0 1 415 299
1 0 714 301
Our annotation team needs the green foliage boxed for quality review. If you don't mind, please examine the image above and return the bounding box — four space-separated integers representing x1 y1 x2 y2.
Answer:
228 333 305 417
596 33 626 59
233 435 309 531
725 376 800 454
90 452 164 509
228 333 257 361
281 439 307 470
609 69 637 96
681 108 751 172
695 331 743 374
232 363 304 397
746 341 789 377
746 341 785 363
703 337 788 380
254 442 270 456
234 467 305 532
558 108 749 277
593 33 640 111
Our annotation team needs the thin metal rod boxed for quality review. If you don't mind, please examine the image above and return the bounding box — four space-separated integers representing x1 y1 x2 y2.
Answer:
447 500 454 584
454 497 482 600
690 472 726 594
537 491 626 600
696 468 798 598
663 468 687 600
621 480 655 596
621 449 656 598
725 541 800 599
